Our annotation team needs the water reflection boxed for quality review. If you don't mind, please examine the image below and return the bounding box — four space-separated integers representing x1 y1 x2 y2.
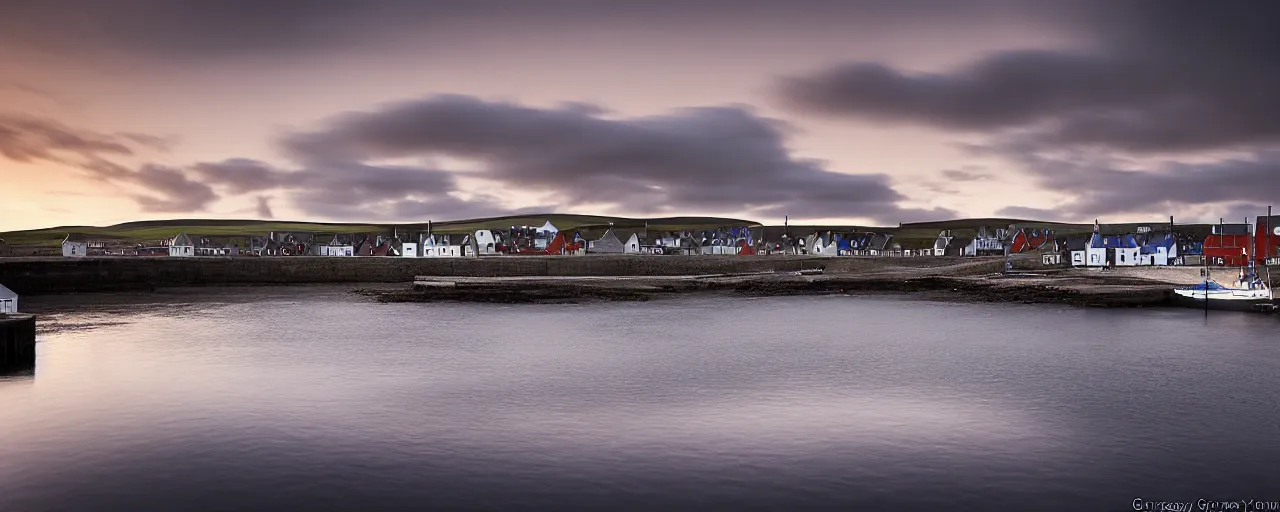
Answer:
1 291 1278 511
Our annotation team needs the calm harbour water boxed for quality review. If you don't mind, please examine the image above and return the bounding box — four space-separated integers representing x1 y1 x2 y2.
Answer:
2 287 1279 511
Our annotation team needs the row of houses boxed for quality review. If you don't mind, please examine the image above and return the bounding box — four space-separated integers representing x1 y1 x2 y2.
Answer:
46 215 1280 265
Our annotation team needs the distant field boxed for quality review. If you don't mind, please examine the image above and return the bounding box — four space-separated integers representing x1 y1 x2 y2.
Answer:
0 214 760 246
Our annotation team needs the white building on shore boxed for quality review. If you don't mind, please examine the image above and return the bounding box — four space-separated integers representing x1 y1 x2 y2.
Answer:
0 283 17 313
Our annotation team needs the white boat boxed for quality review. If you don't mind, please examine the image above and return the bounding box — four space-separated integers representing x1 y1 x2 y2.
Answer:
1173 270 1274 312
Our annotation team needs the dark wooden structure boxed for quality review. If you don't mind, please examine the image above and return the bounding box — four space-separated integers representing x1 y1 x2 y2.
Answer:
0 314 36 371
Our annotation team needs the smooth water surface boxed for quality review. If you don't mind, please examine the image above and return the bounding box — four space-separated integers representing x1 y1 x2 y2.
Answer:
2 288 1279 511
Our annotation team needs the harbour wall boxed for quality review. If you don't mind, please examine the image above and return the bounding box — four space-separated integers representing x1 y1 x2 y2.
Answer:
0 255 974 295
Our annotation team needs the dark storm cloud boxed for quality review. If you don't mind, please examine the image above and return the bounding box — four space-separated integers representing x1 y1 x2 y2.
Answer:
778 1 1280 154
0 114 135 163
276 94 953 223
975 140 1280 220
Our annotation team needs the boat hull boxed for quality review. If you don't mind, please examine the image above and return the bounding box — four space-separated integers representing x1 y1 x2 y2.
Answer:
1171 292 1276 312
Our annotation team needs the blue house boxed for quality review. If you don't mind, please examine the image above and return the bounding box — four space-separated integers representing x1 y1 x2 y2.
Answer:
1139 233 1178 266
836 233 869 256
1087 233 1140 266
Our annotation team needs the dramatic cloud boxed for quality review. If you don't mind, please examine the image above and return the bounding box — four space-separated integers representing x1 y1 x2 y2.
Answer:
975 141 1280 220
273 94 952 223
193 158 528 221
82 160 219 213
0 114 210 213
0 114 134 163
778 2 1280 154
776 2 1280 222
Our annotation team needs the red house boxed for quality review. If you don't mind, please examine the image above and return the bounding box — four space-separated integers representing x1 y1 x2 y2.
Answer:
1007 229 1055 253
1256 215 1280 265
1203 233 1251 267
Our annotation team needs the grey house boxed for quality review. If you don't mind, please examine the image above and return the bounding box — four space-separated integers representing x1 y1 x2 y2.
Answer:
588 229 626 254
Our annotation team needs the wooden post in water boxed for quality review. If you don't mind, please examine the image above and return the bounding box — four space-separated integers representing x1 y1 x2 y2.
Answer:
0 313 37 371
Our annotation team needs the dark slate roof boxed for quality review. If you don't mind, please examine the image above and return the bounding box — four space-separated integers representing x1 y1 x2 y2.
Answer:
897 238 935 250
1212 223 1251 235
867 234 893 250
1063 237 1088 251
0 283 16 299
62 233 92 243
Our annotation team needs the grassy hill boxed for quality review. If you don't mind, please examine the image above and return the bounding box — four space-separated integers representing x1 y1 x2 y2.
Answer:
0 214 760 247
0 214 1221 249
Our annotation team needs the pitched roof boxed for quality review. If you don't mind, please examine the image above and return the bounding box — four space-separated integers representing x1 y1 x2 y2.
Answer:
1140 233 1176 253
170 232 194 247
1089 233 1139 249
867 233 893 250
62 233 91 243
0 283 16 300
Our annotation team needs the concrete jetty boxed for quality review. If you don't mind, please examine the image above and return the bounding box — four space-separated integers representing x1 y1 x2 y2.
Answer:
0 313 37 370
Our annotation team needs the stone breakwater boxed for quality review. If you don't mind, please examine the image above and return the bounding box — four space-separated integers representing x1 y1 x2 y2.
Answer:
0 255 972 295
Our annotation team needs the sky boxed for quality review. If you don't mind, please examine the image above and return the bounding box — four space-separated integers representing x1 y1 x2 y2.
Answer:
1 0 1277 231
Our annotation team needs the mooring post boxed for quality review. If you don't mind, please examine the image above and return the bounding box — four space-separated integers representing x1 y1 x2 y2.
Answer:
0 313 37 371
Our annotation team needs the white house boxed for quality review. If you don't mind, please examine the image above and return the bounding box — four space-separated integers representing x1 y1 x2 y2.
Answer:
168 233 195 257
0 283 17 313
622 233 642 253
474 230 501 255
932 231 953 256
807 233 834 256
537 221 558 236
313 234 354 256
421 235 464 257
1085 234 1108 267
401 242 418 258
61 234 89 258
963 227 1004 256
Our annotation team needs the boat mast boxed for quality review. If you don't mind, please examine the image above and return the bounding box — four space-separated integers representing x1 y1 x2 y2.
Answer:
1268 206 1274 301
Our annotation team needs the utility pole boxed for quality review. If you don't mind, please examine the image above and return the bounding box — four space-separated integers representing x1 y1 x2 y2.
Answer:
1220 218 1225 267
